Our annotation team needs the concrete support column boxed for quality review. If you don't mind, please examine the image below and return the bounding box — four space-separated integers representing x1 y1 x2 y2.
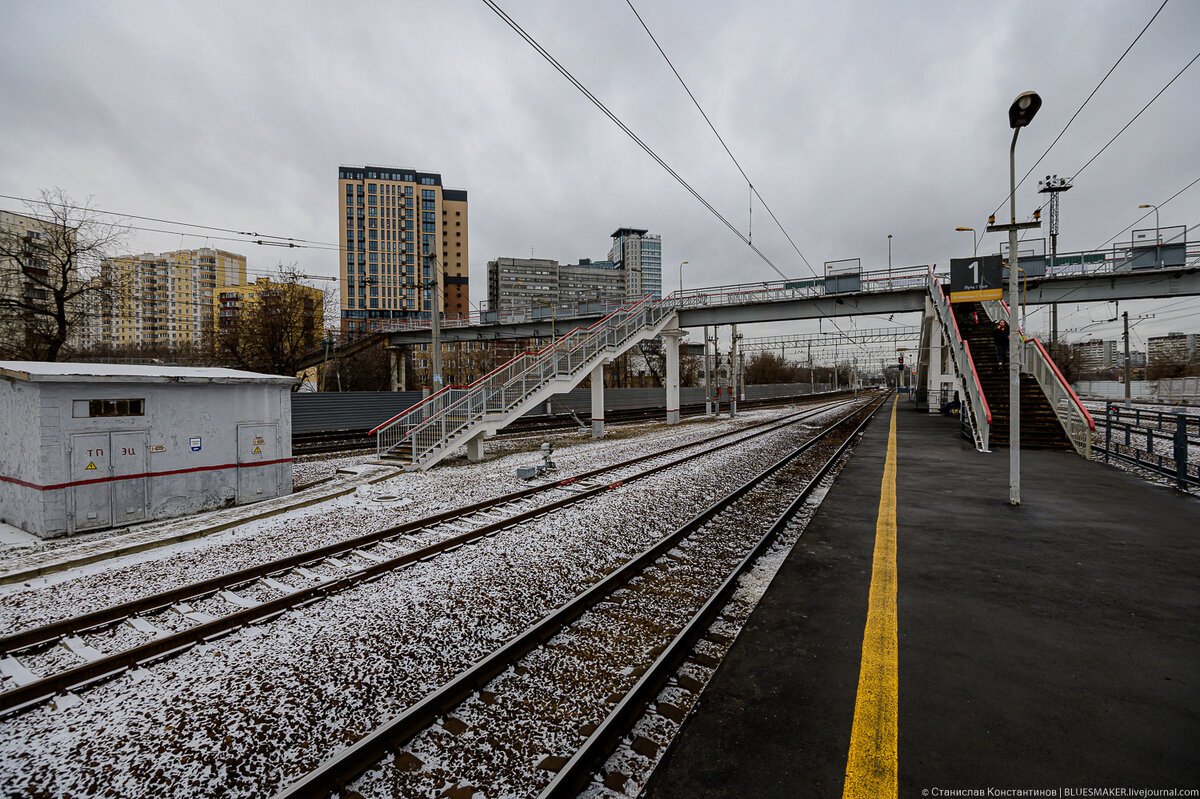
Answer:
466 432 485 463
662 329 682 425
590 364 605 438
388 348 401 392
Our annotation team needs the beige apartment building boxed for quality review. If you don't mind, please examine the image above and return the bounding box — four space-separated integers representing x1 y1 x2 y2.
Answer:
338 166 469 333
99 248 247 347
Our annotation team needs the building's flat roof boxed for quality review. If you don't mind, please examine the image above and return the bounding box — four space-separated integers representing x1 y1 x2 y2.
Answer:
0 362 299 386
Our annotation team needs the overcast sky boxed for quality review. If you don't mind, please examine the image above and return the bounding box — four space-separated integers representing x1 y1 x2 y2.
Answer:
2 0 1198 355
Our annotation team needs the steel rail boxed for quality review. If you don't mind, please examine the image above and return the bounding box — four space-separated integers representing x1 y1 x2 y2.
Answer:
296 390 859 456
538 397 886 797
0 398 865 717
0 400 844 655
270 396 885 799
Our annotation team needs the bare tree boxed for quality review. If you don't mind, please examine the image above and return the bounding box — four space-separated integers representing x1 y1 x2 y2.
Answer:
744 351 804 384
216 265 326 378
0 190 125 361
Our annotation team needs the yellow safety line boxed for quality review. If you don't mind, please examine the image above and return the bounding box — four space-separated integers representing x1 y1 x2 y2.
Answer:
841 396 899 799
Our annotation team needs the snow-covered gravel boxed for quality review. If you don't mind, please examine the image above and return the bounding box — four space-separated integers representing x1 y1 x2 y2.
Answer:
0 405 829 638
346 426 856 799
0 401 862 798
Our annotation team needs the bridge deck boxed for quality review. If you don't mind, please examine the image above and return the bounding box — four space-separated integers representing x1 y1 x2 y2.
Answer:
645 399 1199 796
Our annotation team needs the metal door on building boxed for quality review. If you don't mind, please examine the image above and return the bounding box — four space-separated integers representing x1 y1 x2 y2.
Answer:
70 432 113 532
236 423 280 504
70 431 150 532
110 431 148 525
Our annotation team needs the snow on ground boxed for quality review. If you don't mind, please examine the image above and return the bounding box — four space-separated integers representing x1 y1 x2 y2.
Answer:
1082 400 1200 494
0 402 858 799
0 407 816 636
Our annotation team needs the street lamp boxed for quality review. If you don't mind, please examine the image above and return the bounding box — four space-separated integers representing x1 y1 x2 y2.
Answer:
678 260 689 295
955 226 978 256
887 234 893 271
986 90 1042 506
1138 203 1160 267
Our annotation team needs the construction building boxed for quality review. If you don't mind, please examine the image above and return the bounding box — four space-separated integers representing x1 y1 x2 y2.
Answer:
98 248 247 347
337 165 469 333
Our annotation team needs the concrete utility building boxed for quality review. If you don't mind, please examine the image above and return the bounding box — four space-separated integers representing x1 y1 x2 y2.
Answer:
0 362 297 538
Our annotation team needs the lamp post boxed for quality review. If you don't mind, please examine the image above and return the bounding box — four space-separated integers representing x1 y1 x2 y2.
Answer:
678 260 689 295
955 226 978 257
986 90 1042 506
887 233 893 270
1138 203 1160 267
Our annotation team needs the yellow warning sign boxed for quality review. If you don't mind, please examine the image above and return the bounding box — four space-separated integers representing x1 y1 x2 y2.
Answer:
252 446 261 453
85 462 97 471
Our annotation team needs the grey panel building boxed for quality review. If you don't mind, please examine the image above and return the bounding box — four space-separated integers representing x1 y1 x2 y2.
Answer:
486 257 625 315
0 362 297 538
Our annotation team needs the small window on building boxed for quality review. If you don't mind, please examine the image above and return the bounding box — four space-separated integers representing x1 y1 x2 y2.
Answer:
76 398 145 418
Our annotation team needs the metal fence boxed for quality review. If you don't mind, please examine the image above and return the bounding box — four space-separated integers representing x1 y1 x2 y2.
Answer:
1098 404 1199 491
291 383 838 434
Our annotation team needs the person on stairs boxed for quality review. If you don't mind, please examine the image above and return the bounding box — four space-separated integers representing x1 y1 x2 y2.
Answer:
994 318 1009 367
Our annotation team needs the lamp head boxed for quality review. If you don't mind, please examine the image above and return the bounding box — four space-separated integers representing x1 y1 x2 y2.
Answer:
955 226 972 232
1008 91 1042 129
1138 204 1152 209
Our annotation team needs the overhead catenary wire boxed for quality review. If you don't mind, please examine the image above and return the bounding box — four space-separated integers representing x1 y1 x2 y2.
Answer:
1092 174 1200 251
986 45 1200 252
1070 49 1200 184
988 0 1170 221
0 192 340 249
623 0 815 275
478 0 790 283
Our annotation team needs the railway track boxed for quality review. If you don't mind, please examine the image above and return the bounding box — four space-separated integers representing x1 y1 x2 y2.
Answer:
274 395 887 798
0 397 864 719
292 390 856 456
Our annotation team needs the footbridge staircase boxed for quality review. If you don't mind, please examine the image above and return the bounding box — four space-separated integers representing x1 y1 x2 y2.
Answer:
924 269 1094 456
370 297 678 471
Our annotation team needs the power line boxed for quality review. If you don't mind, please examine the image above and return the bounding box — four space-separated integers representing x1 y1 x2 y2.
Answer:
479 0 790 282
0 192 339 248
989 0 1170 220
1093 174 1200 250
991 47 1199 251
1070 49 1200 182
623 0 815 275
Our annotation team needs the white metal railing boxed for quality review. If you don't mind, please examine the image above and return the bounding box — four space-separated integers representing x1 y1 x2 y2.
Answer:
927 268 992 451
981 299 1095 457
1023 338 1095 458
370 295 675 465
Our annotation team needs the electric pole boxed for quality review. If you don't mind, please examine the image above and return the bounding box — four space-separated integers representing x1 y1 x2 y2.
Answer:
1123 310 1131 409
1039 175 1072 360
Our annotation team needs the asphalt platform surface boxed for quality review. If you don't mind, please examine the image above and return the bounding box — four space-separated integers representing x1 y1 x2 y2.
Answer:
644 399 1199 797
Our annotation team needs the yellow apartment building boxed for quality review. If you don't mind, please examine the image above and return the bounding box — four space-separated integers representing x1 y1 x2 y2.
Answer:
99 247 247 347
338 166 469 333
215 276 325 349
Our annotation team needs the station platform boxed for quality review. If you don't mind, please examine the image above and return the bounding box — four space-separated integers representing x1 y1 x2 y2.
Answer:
646 397 1199 796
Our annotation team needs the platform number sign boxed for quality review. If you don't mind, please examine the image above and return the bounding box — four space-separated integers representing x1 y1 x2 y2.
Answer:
950 255 1004 303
